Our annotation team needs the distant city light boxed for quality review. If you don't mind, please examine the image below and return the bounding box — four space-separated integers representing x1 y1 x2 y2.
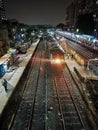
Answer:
76 29 79 33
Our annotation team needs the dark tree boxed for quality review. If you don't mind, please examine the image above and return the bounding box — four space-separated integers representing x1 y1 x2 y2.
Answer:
56 23 67 30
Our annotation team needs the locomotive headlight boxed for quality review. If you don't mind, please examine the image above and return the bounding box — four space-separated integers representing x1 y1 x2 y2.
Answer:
55 59 61 63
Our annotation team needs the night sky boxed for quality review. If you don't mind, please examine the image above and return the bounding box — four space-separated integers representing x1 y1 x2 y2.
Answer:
5 0 72 26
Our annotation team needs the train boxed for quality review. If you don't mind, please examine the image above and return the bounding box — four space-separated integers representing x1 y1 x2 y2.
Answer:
48 35 65 64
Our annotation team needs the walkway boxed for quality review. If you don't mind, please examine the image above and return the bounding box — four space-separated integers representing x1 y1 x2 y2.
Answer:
65 56 98 80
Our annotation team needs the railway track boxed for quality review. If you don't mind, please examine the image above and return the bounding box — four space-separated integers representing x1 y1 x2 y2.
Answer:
10 42 45 130
0 39 49 130
52 63 95 130
68 41 95 59
56 32 98 60
0 35 98 130
0 37 63 130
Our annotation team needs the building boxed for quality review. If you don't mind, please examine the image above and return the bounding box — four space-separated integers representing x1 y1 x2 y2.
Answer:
93 0 98 37
0 0 8 57
65 0 95 33
0 0 6 23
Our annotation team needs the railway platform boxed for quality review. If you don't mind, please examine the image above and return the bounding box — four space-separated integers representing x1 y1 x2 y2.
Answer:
0 39 39 114
65 56 98 81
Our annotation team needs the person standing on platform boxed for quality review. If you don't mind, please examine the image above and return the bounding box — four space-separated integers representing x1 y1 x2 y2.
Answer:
2 79 8 92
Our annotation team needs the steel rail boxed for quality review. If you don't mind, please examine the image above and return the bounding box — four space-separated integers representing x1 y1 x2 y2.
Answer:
45 69 48 130
63 73 88 130
52 64 89 130
54 78 67 130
